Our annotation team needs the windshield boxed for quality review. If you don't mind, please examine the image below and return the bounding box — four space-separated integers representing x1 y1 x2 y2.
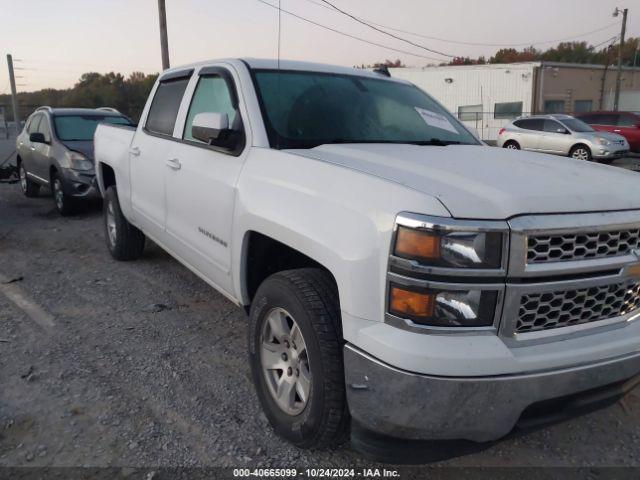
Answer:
53 115 132 141
252 70 479 149
559 118 594 133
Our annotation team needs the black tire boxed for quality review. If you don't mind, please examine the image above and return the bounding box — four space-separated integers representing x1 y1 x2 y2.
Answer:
503 140 520 150
18 162 40 197
103 186 145 261
51 171 77 216
569 144 592 161
248 268 349 449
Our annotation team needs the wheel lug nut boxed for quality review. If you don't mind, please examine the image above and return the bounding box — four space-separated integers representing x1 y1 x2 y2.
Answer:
287 367 293 376
281 353 288 361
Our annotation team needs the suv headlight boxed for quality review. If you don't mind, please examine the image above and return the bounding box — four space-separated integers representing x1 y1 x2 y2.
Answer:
67 151 93 171
596 137 611 146
388 214 507 328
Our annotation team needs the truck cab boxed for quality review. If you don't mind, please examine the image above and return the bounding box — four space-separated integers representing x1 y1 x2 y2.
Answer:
94 58 640 450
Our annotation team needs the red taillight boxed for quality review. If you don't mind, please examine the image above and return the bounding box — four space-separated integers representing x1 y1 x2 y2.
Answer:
498 128 505 135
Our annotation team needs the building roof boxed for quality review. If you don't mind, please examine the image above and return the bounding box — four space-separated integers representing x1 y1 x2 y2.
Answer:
391 61 640 73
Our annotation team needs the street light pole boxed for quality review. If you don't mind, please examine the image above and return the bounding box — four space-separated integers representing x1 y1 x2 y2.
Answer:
158 0 170 70
6 54 20 135
613 7 628 111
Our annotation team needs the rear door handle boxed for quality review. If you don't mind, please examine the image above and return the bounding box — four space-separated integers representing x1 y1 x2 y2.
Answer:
129 147 141 157
614 129 621 133
165 158 181 170
30 146 36 151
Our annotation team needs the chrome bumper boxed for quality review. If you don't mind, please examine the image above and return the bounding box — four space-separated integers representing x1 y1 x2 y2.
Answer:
345 344 640 442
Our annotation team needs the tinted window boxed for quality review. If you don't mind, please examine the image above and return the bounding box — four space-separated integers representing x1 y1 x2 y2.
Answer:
515 119 544 131
574 100 592 113
544 100 565 114
54 115 132 141
184 76 237 143
592 114 618 125
27 114 41 134
618 115 637 127
253 70 478 149
457 104 482 122
494 102 523 119
543 119 564 132
145 78 190 136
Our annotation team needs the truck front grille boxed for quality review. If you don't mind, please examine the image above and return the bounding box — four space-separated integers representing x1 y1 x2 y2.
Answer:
527 229 640 264
516 281 640 334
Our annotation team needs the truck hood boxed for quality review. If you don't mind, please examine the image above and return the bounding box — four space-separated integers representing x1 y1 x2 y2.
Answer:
287 144 640 219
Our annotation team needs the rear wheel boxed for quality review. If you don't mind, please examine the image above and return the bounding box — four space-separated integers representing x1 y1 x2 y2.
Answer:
570 145 591 161
248 269 349 448
504 141 520 150
103 186 145 261
52 172 77 215
19 163 40 197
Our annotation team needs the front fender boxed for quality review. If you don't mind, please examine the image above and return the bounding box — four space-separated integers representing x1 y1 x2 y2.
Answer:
232 148 450 329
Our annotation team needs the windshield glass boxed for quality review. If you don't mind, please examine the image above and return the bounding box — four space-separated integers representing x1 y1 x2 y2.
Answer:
53 115 132 141
559 118 594 133
253 70 479 149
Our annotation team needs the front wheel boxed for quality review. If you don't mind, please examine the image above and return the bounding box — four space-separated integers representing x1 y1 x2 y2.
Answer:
248 269 349 448
52 172 76 215
103 186 146 261
503 141 520 150
570 145 592 161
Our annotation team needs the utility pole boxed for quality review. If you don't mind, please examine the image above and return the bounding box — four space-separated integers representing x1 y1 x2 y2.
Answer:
158 0 170 70
6 54 20 135
613 7 628 111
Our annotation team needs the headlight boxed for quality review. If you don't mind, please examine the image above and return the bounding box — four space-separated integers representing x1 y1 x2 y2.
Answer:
596 137 611 146
394 226 503 269
67 151 93 171
389 284 498 327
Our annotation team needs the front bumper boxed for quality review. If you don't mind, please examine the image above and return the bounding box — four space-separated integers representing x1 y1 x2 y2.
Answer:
345 344 640 442
592 148 629 160
60 168 100 199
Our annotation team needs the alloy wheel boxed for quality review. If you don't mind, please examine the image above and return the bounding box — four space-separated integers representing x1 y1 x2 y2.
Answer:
506 143 518 150
106 201 117 247
260 307 311 416
19 166 27 192
53 179 64 211
572 148 589 160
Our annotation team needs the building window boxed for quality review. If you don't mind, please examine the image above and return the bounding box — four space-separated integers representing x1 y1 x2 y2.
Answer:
544 100 565 114
573 100 592 113
494 102 523 119
457 104 483 122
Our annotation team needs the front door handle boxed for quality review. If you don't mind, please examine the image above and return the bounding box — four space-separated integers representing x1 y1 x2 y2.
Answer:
165 158 182 170
129 146 141 157
614 129 621 133
30 146 36 151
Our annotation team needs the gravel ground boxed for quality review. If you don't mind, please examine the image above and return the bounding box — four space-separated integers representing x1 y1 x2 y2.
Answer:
1 179 640 470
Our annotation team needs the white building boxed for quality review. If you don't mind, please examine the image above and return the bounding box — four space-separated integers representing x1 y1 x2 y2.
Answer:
390 62 640 142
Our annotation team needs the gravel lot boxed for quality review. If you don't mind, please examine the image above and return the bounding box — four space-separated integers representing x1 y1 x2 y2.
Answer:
1 165 640 470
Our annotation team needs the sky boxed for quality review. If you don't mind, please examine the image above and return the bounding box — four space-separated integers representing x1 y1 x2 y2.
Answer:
0 0 638 92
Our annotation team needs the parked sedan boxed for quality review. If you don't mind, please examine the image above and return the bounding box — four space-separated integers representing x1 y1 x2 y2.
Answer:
575 111 640 153
497 114 629 162
16 107 133 215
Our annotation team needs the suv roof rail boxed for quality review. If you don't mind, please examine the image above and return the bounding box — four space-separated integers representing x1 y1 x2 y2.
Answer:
97 107 120 114
35 106 53 113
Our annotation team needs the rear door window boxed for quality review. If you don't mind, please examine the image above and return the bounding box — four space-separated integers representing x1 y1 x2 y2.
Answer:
618 115 637 127
593 114 618 125
543 120 563 133
515 119 544 131
145 78 190 136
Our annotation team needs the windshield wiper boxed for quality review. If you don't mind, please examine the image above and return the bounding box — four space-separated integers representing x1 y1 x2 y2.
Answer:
408 139 462 146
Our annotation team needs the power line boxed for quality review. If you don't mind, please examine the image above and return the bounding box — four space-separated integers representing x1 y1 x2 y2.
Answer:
589 35 620 51
302 0 621 48
317 0 454 58
255 0 446 62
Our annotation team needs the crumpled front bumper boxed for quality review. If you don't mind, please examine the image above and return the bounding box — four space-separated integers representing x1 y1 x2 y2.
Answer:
60 168 100 198
344 344 640 442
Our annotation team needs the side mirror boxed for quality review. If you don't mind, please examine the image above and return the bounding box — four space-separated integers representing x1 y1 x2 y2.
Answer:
556 128 569 134
29 132 46 143
191 112 230 145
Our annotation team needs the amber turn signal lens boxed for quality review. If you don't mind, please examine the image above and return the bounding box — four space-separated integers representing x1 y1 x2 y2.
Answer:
395 227 440 261
389 286 434 318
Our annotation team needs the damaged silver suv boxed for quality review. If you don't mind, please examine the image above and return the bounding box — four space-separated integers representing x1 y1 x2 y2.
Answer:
16 106 132 215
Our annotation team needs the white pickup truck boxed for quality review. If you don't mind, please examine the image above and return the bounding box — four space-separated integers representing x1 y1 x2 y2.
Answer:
94 58 640 450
